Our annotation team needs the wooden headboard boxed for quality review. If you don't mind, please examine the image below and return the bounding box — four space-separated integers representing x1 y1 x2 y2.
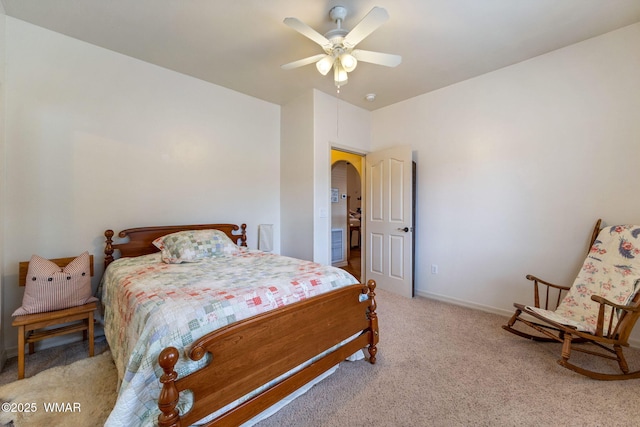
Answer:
104 223 247 268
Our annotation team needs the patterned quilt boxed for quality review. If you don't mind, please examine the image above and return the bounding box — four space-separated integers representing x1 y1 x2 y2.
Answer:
101 249 359 426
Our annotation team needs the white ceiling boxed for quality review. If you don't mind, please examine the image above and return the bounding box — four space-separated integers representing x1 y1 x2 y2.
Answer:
3 0 640 110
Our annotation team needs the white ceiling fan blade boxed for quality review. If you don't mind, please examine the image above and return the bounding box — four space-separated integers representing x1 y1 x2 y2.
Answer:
283 17 332 49
281 53 328 70
343 7 389 48
352 49 402 67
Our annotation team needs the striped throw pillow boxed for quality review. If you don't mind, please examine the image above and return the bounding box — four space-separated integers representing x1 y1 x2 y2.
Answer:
12 252 97 316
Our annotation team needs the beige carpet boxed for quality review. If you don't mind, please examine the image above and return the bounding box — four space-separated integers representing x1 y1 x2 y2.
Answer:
257 290 640 427
1 290 639 426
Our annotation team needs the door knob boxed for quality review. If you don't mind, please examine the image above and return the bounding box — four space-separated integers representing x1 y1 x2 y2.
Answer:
397 227 409 232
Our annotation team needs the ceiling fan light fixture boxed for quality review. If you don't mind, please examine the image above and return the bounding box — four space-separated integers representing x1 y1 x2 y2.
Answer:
339 53 358 72
282 6 400 88
334 62 348 86
316 55 335 75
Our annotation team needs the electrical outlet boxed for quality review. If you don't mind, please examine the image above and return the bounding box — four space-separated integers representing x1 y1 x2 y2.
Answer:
431 264 438 274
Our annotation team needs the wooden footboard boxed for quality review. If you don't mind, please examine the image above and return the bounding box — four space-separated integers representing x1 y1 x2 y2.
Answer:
157 280 378 427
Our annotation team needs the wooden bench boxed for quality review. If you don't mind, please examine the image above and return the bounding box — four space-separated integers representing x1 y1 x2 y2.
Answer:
12 256 97 379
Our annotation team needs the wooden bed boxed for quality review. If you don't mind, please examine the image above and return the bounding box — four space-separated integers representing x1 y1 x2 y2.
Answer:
103 223 378 427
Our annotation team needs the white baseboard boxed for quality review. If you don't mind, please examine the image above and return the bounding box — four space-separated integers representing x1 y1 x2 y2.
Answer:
415 289 514 317
415 289 640 348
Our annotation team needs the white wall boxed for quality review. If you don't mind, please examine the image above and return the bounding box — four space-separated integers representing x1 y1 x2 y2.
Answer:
280 89 370 264
0 4 7 367
280 91 314 261
2 18 281 354
312 90 371 265
372 23 640 342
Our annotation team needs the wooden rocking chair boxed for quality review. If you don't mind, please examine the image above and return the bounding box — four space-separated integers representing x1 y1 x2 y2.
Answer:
503 219 640 380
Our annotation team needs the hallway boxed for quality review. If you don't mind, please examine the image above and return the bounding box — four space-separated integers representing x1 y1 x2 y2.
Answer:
341 247 361 283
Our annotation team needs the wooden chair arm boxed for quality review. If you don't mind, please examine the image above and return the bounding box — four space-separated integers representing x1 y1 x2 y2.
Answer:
590 295 640 313
590 295 640 338
525 275 571 291
525 275 571 310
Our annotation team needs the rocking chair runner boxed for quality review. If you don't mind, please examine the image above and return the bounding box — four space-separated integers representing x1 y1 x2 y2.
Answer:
503 219 640 380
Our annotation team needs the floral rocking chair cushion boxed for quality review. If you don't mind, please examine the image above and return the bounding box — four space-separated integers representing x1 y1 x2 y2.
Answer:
528 225 640 334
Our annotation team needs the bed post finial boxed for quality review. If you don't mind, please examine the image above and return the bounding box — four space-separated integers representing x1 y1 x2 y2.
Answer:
366 279 378 364
104 229 115 268
158 347 181 427
240 223 248 247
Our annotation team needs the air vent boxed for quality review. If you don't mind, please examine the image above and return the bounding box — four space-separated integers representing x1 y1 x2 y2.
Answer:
331 228 344 264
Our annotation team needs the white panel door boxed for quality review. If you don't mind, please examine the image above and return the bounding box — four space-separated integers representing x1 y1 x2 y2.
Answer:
365 145 413 298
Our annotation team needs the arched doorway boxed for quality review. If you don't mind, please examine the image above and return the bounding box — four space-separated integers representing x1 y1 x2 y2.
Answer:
330 151 363 282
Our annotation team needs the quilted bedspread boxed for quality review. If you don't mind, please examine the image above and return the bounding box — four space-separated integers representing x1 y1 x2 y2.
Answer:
101 249 359 426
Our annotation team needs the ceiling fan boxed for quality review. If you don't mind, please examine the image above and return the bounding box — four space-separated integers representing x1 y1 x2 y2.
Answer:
281 6 402 88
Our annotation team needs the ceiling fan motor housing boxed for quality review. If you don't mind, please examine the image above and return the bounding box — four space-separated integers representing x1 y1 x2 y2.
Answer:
329 6 348 23
326 6 349 49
